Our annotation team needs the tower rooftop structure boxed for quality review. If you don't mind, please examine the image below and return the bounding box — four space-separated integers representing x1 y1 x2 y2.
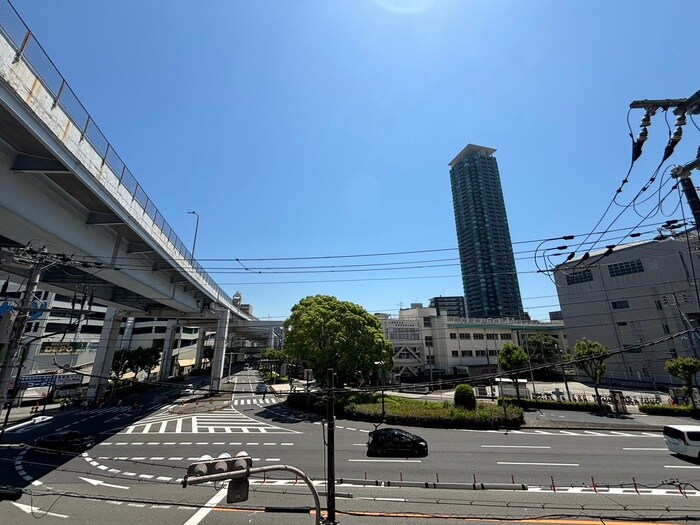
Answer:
449 144 497 167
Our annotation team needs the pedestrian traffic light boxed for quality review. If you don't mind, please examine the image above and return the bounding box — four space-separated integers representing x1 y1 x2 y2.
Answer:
184 451 253 503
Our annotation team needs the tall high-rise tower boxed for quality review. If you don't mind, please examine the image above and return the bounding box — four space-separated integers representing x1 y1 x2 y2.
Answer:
449 144 524 319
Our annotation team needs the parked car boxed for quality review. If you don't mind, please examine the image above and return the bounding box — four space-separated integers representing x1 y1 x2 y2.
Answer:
33 430 94 453
366 427 428 457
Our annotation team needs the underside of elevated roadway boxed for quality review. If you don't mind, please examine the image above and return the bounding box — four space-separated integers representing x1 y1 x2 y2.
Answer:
0 76 226 321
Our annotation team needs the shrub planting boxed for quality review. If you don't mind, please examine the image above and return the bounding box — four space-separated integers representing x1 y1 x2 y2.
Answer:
454 384 477 409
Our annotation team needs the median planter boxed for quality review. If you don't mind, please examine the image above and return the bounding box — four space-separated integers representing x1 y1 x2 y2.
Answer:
285 392 524 430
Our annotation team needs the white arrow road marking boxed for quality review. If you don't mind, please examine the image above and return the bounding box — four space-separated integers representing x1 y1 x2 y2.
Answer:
79 477 130 490
4 415 53 432
12 502 68 518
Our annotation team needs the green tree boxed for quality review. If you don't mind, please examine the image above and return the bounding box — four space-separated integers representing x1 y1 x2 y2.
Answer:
130 346 161 382
111 349 131 379
573 338 610 408
497 343 529 400
283 295 393 386
454 384 477 409
666 357 700 411
523 334 559 367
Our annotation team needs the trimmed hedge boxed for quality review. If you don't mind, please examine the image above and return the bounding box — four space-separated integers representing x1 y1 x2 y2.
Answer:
285 392 523 430
498 397 611 413
639 404 700 417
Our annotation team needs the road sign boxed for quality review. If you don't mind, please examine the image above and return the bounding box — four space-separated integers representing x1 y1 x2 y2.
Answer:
19 374 57 388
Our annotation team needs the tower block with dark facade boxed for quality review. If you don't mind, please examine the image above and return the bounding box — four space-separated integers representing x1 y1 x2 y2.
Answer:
449 144 524 319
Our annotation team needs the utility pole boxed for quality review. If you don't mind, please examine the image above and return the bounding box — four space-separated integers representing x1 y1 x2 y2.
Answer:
630 89 700 228
325 368 337 525
0 256 42 413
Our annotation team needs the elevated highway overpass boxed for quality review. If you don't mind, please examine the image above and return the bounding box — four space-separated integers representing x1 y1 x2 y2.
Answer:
0 1 259 402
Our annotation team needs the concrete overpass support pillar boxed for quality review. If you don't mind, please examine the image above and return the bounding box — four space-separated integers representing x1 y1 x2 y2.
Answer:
87 307 124 404
194 329 205 371
158 319 178 382
210 309 230 393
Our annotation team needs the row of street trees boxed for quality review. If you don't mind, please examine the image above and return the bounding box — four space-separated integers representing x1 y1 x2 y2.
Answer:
499 336 700 410
110 346 160 382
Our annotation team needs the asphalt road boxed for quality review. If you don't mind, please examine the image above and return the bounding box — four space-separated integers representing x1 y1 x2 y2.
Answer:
1 369 698 524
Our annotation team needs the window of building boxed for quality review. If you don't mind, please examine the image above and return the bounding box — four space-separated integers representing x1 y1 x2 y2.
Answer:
423 317 431 328
488 350 497 356
450 333 457 339
565 269 593 285
473 333 484 340
451 351 458 357
426 355 435 365
461 350 470 357
608 259 644 278
425 336 433 346
655 299 663 311
486 333 497 340
475 350 486 356
611 300 630 309
500 333 512 340
459 333 470 340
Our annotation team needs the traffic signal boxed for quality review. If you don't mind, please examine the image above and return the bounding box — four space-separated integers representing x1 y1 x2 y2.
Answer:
185 451 253 503
0 487 22 501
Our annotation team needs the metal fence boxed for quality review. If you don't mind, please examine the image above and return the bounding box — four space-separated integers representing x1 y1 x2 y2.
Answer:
0 0 231 305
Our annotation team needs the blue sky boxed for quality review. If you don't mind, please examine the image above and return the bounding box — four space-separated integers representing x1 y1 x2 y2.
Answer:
13 0 700 321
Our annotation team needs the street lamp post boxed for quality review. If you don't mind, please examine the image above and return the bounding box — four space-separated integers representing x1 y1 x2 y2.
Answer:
187 211 200 259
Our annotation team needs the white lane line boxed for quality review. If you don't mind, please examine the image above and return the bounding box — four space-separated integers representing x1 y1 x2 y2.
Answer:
176 419 182 433
497 462 579 467
583 431 607 436
481 445 550 449
642 432 661 437
664 465 700 469
610 431 635 436
623 448 667 451
348 459 422 463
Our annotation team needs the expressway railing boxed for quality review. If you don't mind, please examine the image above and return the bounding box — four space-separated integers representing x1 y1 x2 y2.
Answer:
0 0 232 307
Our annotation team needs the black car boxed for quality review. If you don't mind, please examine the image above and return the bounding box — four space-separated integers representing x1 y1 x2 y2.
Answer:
366 427 428 458
33 430 94 453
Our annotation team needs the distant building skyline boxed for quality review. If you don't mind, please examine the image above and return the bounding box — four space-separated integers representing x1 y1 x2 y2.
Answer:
449 144 524 319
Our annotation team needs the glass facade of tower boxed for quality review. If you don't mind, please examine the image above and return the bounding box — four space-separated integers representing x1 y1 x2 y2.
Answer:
449 144 524 319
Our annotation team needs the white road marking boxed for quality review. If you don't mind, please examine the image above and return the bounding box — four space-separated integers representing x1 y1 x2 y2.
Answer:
349 459 422 463
664 465 700 469
497 462 579 466
12 503 68 518
481 445 550 449
623 448 667 451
